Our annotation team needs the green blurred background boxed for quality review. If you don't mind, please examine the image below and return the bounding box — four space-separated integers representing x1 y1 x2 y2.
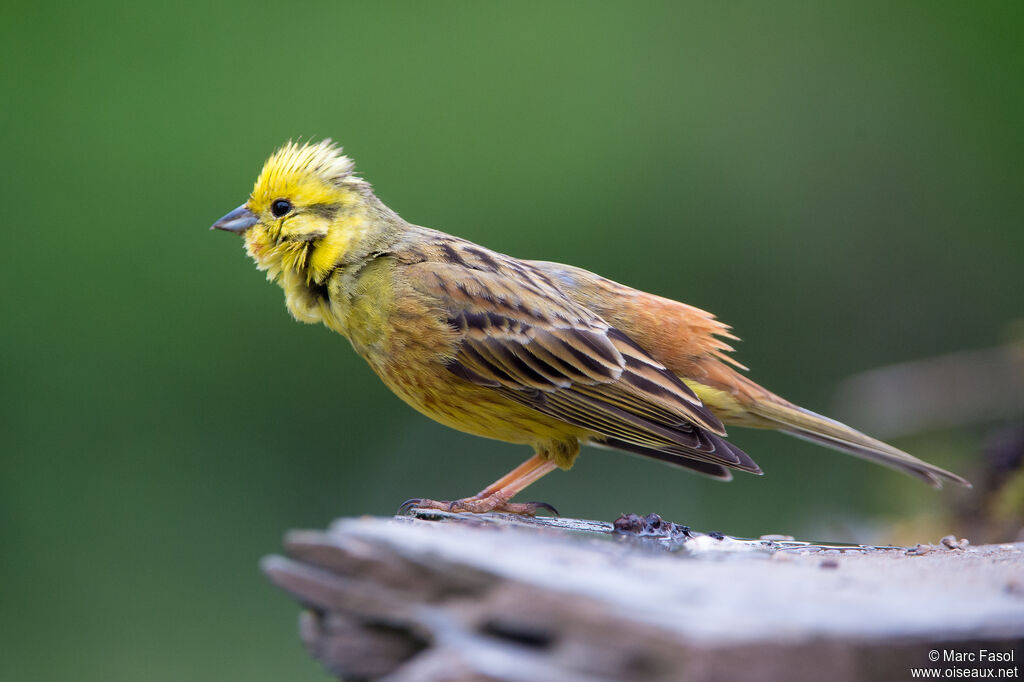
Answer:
2 2 1022 679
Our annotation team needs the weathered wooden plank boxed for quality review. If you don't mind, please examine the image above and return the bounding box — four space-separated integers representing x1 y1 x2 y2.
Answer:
263 510 1024 681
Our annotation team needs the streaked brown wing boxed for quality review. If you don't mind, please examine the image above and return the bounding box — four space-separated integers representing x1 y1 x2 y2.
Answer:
403 243 760 474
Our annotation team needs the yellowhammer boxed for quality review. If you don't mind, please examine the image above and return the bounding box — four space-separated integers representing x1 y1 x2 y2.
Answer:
212 140 968 515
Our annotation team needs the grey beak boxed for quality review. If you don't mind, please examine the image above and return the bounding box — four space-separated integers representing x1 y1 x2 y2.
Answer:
211 204 258 234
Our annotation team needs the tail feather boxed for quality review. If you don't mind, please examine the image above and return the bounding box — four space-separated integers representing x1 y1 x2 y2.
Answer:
522 259 972 488
749 401 971 488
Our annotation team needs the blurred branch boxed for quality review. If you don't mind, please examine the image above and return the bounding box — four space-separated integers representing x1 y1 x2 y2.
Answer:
832 341 1024 439
263 511 1024 682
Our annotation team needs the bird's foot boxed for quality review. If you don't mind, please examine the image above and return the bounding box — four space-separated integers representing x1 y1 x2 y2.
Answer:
398 495 558 517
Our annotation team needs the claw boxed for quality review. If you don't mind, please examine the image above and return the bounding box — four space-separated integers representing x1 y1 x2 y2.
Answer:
399 497 455 515
398 498 423 515
523 501 560 517
491 500 559 516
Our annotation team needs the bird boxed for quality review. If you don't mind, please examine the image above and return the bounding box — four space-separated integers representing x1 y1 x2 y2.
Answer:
211 139 969 515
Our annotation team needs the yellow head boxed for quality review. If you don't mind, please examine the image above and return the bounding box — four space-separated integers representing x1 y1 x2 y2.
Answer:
211 140 381 284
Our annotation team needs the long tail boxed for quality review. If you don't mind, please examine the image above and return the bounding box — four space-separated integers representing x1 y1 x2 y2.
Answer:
747 400 971 488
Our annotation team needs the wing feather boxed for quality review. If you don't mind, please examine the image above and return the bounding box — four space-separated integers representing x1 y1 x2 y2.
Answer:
402 237 760 475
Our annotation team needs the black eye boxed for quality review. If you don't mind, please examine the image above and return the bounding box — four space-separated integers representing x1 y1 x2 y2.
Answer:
270 199 292 218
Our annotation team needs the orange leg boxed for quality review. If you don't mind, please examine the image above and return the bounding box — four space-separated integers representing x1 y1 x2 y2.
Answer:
468 453 556 499
401 452 560 516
